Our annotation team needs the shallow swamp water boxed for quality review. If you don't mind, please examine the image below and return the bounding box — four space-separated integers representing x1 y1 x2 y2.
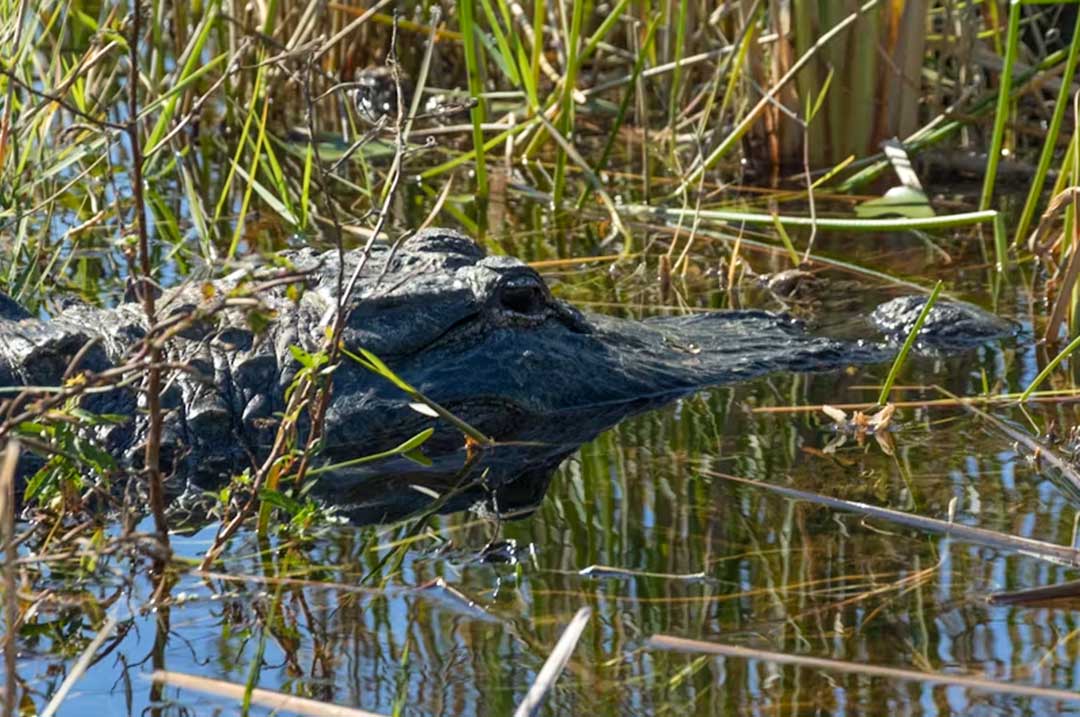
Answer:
11 211 1080 717
8 0 1080 713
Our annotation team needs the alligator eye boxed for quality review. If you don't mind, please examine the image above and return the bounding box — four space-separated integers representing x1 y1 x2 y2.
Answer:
498 283 545 315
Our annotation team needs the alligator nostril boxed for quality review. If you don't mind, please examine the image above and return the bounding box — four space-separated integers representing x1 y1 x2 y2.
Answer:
499 284 544 315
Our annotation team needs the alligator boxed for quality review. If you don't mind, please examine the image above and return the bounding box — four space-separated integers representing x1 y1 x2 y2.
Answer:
0 229 1014 521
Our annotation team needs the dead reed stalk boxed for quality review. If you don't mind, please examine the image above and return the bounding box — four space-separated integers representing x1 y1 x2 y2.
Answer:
1 440 18 717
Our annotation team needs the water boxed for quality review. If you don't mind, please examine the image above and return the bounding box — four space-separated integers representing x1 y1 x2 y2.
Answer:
9 222 1080 717
5 2 1079 712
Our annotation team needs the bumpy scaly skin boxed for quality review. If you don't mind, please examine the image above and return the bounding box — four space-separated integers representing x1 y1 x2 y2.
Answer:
0 229 1015 503
870 295 1017 349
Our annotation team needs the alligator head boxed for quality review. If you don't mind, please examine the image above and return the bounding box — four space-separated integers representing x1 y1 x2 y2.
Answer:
289 231 885 455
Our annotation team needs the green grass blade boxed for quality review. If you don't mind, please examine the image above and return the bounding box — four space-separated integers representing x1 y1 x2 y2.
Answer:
576 13 660 210
622 206 998 232
299 141 314 230
478 0 522 86
993 212 1008 273
1021 333 1080 402
304 429 435 477
771 212 801 266
878 281 943 406
552 0 585 209
1013 6 1080 245
981 0 1019 211
530 0 546 100
459 0 489 201
212 68 265 229
667 0 688 128
342 347 492 445
143 5 219 159
226 99 271 259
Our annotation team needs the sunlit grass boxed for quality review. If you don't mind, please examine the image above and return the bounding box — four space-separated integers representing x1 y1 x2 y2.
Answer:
3 1 1080 714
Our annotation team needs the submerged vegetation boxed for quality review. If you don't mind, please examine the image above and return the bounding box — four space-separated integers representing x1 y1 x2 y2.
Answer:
3 0 1080 715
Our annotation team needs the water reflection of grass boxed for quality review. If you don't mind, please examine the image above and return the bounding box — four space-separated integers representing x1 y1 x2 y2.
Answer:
9 375 1080 714
5 1 1080 715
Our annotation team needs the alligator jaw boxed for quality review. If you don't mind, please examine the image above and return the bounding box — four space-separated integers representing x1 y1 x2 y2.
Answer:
313 307 894 523
317 305 893 463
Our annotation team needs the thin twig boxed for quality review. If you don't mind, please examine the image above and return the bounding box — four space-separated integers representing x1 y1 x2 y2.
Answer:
990 579 1080 605
0 65 127 132
38 613 120 717
702 469 1080 566
151 670 388 717
513 607 592 717
1 441 17 717
647 635 1080 703
314 0 396 61
957 394 1080 494
750 392 1080 414
125 0 169 549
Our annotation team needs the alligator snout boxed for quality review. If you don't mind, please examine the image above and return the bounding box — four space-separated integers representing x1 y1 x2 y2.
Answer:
870 295 1017 349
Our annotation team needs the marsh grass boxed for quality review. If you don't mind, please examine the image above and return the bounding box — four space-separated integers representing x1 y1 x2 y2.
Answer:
2 0 1064 277
3 1 1080 715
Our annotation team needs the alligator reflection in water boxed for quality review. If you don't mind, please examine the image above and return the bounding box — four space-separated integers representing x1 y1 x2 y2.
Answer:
0 229 1014 522
315 397 691 524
